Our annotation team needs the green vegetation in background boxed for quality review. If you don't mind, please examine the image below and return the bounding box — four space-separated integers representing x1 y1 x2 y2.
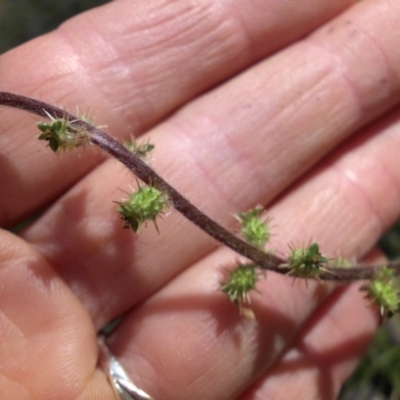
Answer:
339 231 400 400
0 0 108 54
2 1 400 398
340 317 400 400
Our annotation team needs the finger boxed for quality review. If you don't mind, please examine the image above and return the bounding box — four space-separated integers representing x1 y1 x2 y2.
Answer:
0 230 112 399
264 106 400 259
239 250 386 400
107 107 400 399
106 250 377 400
239 284 377 400
23 0 400 329
0 0 353 227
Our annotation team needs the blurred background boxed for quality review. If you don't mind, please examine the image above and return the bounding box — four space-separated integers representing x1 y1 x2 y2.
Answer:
0 0 109 53
1 1 399 398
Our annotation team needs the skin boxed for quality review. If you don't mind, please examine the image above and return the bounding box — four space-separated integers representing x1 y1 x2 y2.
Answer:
0 0 400 398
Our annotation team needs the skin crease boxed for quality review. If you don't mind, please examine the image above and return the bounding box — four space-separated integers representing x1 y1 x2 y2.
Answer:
2 0 400 399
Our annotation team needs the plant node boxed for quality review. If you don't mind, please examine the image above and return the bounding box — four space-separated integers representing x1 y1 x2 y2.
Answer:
221 263 261 318
237 206 270 250
365 266 400 318
124 137 155 159
118 185 169 232
286 242 327 279
37 111 89 152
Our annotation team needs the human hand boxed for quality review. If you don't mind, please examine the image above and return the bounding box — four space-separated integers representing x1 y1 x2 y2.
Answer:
1 1 400 399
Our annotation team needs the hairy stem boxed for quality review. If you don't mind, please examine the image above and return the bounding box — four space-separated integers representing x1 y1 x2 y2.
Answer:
1 91 399 281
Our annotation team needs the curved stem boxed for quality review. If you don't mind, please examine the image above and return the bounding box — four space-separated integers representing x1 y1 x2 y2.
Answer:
1 91 399 281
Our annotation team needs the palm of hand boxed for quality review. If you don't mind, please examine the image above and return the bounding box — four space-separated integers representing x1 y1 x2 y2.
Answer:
1 1 400 399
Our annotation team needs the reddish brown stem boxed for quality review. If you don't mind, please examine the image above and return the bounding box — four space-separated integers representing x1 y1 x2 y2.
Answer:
1 91 399 281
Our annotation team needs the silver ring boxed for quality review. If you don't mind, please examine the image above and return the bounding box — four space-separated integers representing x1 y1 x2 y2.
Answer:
98 335 154 400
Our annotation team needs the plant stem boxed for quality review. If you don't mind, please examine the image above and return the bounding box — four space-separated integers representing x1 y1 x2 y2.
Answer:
1 91 399 282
